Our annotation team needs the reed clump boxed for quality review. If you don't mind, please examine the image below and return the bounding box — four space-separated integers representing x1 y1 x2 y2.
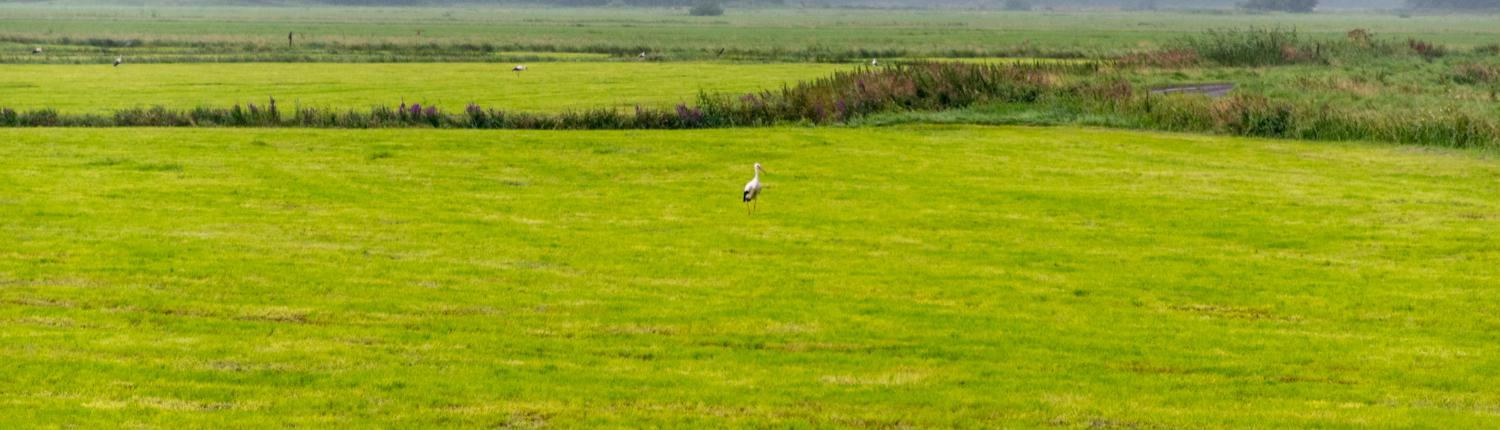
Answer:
1450 63 1500 85
1161 27 1450 67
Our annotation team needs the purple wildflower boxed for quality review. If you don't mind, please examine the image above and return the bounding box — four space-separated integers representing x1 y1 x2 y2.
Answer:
674 103 704 125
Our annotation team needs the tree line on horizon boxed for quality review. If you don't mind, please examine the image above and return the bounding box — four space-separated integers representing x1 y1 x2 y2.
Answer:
1404 0 1500 10
38 0 1497 10
301 0 1497 10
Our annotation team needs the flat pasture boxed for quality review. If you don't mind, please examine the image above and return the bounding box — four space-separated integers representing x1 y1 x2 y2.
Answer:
0 62 850 113
2 125 1497 427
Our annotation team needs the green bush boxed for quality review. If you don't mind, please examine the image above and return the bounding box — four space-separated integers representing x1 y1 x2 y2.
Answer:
689 1 723 16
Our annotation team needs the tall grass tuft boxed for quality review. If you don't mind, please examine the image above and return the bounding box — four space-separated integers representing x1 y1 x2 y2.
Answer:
1160 27 1444 67
1450 63 1500 85
1172 27 1316 66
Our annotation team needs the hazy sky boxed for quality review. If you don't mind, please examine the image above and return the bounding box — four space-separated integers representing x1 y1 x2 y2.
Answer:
13 0 1413 9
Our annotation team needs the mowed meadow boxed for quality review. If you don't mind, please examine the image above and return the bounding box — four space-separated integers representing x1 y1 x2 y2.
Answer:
2 125 1499 427
0 62 851 113
5 2 1500 428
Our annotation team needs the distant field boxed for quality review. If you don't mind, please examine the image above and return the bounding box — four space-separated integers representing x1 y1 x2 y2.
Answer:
3 6 1500 62
0 62 850 113
2 125 1498 427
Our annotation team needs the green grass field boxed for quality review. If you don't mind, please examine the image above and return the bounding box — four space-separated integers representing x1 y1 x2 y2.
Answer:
5 3 1500 427
0 62 849 113
3 125 1498 427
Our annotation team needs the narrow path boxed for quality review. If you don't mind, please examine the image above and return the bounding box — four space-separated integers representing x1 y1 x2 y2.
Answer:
1150 83 1235 97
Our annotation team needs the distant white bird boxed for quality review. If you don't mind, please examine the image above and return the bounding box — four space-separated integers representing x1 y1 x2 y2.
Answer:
639 51 647 60
32 47 42 55
511 64 526 76
870 58 879 66
113 56 122 67
742 163 767 214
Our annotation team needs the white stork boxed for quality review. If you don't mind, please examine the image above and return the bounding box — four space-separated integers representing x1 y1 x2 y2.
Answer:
870 58 879 67
742 163 767 214
511 64 526 76
113 56 122 67
639 51 647 60
32 47 42 55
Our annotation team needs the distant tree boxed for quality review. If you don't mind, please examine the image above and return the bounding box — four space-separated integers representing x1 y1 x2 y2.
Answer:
689 0 724 16
1003 0 1033 10
1241 0 1318 12
1406 0 1500 9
